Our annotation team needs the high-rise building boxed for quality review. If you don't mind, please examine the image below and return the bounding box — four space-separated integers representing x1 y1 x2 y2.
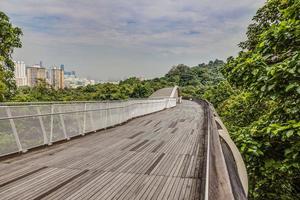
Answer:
64 70 76 77
60 64 65 71
13 61 27 87
26 65 47 87
50 66 64 89
45 69 51 85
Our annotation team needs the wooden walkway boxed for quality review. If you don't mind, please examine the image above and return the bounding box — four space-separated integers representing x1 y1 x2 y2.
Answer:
0 101 207 200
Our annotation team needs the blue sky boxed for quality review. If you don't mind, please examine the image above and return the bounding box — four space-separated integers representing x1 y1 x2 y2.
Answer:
0 0 264 80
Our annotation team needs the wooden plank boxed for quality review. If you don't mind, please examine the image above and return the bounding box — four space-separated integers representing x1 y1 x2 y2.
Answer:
0 166 48 187
32 169 88 200
168 177 181 200
128 131 144 139
44 170 104 200
129 140 149 151
145 153 165 175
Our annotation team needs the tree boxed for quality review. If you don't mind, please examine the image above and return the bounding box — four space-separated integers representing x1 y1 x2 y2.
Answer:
165 61 224 87
130 83 153 98
0 11 22 101
166 64 190 77
222 0 300 199
202 80 235 109
119 77 141 85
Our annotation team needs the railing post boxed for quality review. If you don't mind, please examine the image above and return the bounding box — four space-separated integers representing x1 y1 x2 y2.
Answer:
107 102 111 127
36 107 48 145
104 102 108 128
165 98 169 109
75 106 82 136
130 102 133 118
5 107 24 152
59 106 69 140
118 102 122 124
127 101 131 120
82 103 87 135
89 104 96 131
49 104 54 145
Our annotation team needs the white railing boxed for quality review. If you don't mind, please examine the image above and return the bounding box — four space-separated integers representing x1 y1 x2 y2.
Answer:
0 98 177 157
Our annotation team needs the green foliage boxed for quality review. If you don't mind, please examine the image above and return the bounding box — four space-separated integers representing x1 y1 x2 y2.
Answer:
180 85 205 99
202 80 235 109
219 0 300 199
0 11 22 100
163 59 225 100
12 79 58 102
12 78 161 102
218 92 272 129
130 83 153 98
166 60 225 87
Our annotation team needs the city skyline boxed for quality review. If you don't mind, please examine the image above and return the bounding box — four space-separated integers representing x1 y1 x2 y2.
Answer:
0 0 264 80
15 60 120 82
13 60 104 88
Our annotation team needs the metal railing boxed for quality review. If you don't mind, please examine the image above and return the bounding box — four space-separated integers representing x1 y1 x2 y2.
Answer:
0 98 177 157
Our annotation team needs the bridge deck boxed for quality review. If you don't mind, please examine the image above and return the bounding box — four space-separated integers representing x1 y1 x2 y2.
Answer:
0 101 206 200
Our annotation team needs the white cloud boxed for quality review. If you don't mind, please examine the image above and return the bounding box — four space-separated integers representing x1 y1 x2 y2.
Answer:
0 0 265 80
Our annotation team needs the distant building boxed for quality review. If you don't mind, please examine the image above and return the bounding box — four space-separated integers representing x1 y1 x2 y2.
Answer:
64 76 96 88
138 77 145 81
31 64 42 68
50 66 64 89
45 69 51 85
13 61 27 87
26 65 47 87
64 70 76 77
107 80 120 84
60 64 65 71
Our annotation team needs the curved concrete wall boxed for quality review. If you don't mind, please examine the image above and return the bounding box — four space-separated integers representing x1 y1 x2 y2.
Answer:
211 107 248 195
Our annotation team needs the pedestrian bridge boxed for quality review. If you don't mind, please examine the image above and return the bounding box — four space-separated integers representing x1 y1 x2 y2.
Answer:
0 87 247 200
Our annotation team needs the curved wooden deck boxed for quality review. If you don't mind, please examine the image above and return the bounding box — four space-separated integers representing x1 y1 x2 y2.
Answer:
0 101 207 200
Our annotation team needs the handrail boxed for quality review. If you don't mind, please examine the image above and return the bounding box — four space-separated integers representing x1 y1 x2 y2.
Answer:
0 98 177 157
197 99 248 200
210 107 248 197
0 99 171 120
0 98 166 106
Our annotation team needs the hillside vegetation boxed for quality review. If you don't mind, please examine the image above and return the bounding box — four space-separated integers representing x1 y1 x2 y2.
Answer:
219 1 300 199
8 59 224 102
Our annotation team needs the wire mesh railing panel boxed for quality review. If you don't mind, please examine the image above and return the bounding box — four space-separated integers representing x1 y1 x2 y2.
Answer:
13 117 44 149
9 106 44 150
0 98 177 157
38 105 51 144
0 107 19 156
50 114 65 143
94 103 102 130
62 104 84 138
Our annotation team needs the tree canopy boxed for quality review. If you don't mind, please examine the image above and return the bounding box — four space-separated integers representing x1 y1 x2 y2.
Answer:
221 1 300 199
0 11 22 101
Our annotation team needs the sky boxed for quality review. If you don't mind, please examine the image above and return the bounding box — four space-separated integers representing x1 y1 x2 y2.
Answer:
0 0 264 81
